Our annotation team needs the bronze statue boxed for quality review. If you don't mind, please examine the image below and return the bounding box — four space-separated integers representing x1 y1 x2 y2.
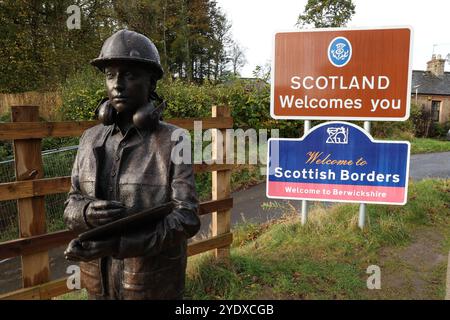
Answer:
63 29 200 300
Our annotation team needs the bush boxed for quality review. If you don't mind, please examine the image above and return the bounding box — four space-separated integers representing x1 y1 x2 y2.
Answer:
41 137 80 151
370 121 414 139
0 112 12 160
365 103 419 139
410 103 433 137
57 74 302 137
158 79 215 119
59 66 105 121
160 79 302 137
429 121 450 138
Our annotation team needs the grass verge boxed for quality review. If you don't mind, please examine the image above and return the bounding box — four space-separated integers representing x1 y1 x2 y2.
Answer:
410 138 450 154
34 179 450 300
185 178 450 299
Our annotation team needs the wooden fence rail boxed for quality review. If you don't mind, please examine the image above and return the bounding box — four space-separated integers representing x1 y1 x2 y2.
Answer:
0 198 233 260
0 232 234 300
0 162 234 202
0 105 233 300
0 117 233 140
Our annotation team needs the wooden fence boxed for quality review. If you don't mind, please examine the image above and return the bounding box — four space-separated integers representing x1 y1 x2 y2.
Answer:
0 105 233 300
0 92 61 120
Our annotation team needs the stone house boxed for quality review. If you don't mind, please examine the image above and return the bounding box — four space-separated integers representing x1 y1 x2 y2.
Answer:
411 54 450 124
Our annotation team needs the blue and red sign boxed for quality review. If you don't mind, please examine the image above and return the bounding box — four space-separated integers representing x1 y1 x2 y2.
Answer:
266 122 410 205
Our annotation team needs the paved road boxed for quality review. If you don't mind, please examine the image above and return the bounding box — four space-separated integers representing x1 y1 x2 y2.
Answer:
409 151 450 180
1 152 449 295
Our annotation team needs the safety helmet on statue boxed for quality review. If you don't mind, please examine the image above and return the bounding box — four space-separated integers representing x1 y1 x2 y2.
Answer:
90 29 164 80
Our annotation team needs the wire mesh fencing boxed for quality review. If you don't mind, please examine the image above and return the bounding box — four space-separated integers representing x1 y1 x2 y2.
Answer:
0 157 17 242
0 146 78 242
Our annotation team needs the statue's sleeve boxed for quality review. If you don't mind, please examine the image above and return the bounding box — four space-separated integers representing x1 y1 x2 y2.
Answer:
114 133 201 259
63 132 93 232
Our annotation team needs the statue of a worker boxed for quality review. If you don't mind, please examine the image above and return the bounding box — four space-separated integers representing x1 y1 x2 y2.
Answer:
63 29 200 300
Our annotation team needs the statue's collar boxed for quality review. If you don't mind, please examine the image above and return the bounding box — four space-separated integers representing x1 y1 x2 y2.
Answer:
111 123 146 140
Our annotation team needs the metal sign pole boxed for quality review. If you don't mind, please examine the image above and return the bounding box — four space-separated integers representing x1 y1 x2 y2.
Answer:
358 203 366 229
301 120 311 225
358 121 371 229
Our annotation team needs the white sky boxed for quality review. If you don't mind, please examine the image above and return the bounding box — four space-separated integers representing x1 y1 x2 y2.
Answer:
216 0 450 77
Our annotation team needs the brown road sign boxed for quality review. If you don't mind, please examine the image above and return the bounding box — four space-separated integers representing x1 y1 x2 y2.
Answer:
271 27 413 121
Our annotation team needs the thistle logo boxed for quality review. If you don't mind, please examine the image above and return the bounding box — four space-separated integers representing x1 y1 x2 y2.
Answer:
328 37 352 67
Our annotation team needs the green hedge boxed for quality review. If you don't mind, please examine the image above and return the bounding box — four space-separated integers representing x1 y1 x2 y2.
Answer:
57 68 301 137
59 66 106 121
57 67 441 140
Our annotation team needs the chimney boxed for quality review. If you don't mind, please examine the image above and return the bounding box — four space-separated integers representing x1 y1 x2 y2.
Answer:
427 54 446 77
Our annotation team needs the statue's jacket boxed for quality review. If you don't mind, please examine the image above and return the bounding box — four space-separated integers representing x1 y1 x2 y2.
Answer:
64 121 200 299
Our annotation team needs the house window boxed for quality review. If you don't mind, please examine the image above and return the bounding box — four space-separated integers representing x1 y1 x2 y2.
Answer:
431 100 441 122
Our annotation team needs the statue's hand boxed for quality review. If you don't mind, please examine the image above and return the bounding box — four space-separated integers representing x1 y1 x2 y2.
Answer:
64 238 118 262
85 200 126 227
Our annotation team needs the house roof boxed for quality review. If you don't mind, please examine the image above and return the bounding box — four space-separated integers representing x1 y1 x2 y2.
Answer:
411 70 450 96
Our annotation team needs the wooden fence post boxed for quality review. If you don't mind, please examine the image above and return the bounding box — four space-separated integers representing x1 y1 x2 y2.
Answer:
11 106 49 289
446 250 450 300
211 105 231 260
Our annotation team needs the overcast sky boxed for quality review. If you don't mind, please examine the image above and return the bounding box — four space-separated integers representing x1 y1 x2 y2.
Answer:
216 0 450 77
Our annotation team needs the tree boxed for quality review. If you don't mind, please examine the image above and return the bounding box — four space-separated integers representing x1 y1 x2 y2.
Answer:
112 0 232 83
0 0 116 93
252 62 271 82
207 1 232 82
296 0 355 28
0 0 234 92
229 41 246 76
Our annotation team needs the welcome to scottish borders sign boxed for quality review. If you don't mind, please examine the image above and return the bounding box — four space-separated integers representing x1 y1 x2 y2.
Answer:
266 122 410 205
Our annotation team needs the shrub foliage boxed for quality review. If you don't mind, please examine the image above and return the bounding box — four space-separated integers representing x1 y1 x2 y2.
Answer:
56 68 447 140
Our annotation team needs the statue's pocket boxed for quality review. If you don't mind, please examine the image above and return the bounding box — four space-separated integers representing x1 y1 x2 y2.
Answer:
122 265 185 300
121 245 187 299
80 260 102 295
118 173 169 206
119 173 167 186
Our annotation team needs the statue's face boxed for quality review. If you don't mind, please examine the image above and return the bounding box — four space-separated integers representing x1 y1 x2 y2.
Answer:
105 62 152 115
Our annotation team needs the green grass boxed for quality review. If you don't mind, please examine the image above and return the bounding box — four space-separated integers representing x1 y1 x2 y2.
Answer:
379 136 450 154
185 179 450 299
410 138 450 154
55 289 88 300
